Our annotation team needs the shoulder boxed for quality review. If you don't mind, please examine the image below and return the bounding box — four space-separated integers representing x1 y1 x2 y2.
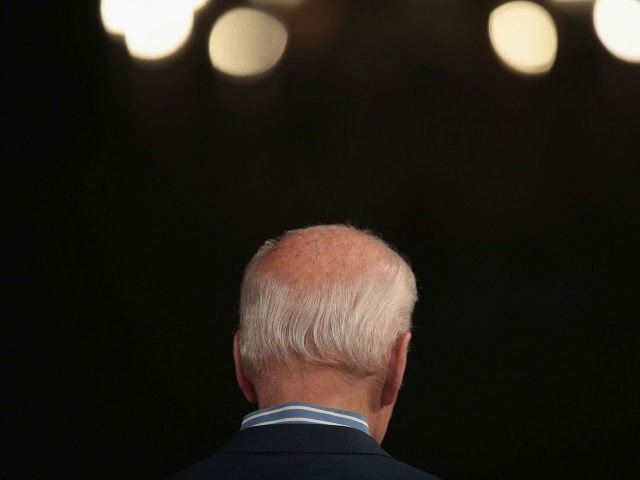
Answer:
167 425 441 480
167 451 440 480
349 454 441 479
384 458 441 479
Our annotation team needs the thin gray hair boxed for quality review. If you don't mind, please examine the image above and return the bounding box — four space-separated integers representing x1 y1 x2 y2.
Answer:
238 225 418 378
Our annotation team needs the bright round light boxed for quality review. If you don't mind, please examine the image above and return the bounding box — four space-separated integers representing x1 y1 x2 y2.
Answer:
191 0 211 11
100 0 130 35
489 1 558 75
208 8 288 77
250 0 307 10
124 0 194 60
594 0 640 63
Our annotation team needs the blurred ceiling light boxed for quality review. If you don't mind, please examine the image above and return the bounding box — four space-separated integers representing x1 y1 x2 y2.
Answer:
191 0 211 11
123 1 194 60
250 0 307 10
208 8 288 77
593 0 640 63
489 1 558 75
100 0 130 35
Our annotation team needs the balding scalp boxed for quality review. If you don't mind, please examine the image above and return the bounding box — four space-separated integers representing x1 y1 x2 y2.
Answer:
238 225 417 377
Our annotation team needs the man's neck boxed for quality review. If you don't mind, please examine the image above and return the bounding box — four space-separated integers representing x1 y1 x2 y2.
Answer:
252 365 393 443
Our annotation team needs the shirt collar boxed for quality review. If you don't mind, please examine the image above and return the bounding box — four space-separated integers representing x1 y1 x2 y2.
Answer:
240 402 370 435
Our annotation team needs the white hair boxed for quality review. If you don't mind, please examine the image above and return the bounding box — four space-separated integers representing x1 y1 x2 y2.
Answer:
238 226 418 377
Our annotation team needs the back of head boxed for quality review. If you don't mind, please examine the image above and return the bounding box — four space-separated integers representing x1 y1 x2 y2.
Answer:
238 224 417 378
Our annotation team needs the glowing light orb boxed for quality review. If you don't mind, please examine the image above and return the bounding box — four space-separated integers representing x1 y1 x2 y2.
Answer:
100 0 130 35
489 1 558 75
594 0 640 63
124 1 194 60
208 8 288 77
191 0 211 11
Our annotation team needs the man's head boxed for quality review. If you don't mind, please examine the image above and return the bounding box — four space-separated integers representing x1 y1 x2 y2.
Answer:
233 224 418 442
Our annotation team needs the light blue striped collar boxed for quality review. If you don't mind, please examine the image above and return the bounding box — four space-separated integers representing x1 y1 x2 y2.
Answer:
240 402 370 435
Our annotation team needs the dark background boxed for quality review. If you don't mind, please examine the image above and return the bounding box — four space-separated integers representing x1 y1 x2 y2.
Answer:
3 0 639 478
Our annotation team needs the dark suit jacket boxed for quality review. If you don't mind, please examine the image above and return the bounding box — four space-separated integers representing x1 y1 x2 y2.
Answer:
168 424 439 479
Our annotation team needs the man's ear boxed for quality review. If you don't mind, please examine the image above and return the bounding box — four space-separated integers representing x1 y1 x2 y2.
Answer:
233 331 257 403
381 331 411 407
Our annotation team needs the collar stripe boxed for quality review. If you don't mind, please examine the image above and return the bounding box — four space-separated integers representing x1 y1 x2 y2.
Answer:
240 402 370 435
242 404 369 427
250 417 344 427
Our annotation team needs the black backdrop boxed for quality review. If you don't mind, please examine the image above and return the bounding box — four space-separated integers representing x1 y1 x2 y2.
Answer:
3 0 639 478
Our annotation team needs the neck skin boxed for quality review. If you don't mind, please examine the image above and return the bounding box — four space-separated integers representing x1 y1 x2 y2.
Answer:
255 364 393 441
233 331 411 444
